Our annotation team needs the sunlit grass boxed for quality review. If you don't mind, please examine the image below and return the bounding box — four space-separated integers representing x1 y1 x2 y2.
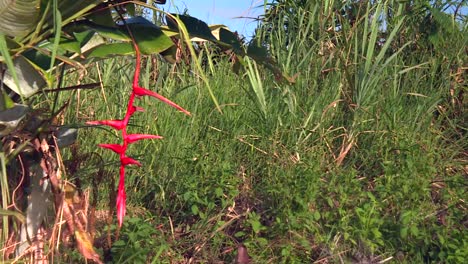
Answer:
58 1 467 262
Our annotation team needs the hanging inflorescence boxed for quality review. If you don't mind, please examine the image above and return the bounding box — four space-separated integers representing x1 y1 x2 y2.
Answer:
87 34 190 227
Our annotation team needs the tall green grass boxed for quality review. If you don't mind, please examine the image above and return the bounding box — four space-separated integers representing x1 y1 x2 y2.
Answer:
57 0 467 262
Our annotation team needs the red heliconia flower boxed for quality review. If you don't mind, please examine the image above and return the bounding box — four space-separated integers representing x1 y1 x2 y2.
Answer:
98 143 125 154
129 105 145 115
125 134 162 144
120 156 142 166
116 169 126 227
90 25 190 228
86 119 127 130
133 86 191 116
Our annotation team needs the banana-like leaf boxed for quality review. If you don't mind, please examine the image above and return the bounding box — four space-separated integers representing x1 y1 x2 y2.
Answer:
127 18 174 54
51 36 82 54
190 24 227 42
87 4 115 27
160 26 179 37
74 30 96 48
161 24 230 42
20 42 86 83
86 43 134 58
209 24 229 36
0 0 41 37
166 14 217 41
56 0 102 26
219 28 243 54
3 56 46 97
75 21 129 41
86 16 173 57
0 0 103 100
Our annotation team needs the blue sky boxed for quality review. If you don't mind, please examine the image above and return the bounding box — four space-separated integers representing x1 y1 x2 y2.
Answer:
160 0 269 38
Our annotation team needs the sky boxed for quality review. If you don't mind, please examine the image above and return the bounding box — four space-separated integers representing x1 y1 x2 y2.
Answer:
159 0 269 39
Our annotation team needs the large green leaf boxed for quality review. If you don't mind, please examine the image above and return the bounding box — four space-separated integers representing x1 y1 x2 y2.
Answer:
219 28 244 54
44 36 81 54
77 21 129 41
166 14 217 41
56 0 102 25
0 0 41 37
87 3 115 27
86 17 174 57
126 17 174 55
74 30 96 47
86 43 134 58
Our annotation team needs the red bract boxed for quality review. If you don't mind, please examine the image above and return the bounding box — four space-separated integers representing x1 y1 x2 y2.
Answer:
98 144 125 154
125 134 162 143
116 170 126 227
129 105 145 115
121 156 142 166
89 29 190 227
86 119 126 130
133 86 191 116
